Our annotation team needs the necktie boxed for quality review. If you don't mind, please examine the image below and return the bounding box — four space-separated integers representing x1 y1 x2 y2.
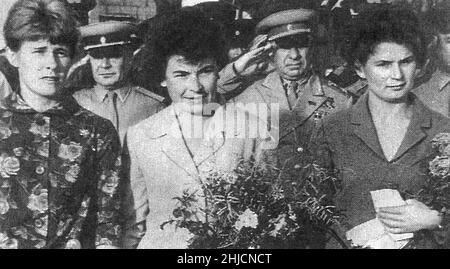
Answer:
108 91 119 131
284 81 299 110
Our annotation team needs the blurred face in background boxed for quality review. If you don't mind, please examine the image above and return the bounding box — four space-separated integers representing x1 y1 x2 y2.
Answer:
88 45 132 89
162 55 219 116
272 34 312 81
357 42 417 103
437 33 450 73
9 39 72 99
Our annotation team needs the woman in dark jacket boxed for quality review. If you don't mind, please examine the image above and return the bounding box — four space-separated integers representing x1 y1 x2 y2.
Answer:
315 4 450 248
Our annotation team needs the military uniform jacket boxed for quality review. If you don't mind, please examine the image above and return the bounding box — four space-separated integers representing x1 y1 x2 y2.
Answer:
233 71 352 174
413 69 450 117
73 85 166 144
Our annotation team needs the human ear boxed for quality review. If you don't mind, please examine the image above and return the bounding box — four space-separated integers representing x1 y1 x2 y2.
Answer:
5 47 19 68
354 60 366 79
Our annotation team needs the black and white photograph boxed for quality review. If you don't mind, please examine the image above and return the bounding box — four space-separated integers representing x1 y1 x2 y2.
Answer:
0 0 449 253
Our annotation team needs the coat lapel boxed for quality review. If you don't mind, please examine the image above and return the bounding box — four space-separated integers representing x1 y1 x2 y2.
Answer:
392 96 431 161
156 106 228 178
351 94 386 161
150 107 200 178
351 94 434 162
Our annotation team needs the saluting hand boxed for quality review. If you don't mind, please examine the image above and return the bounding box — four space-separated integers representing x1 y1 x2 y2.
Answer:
232 34 275 77
377 199 442 234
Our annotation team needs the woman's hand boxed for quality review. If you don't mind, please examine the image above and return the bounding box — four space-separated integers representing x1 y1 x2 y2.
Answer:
232 34 275 77
377 199 442 233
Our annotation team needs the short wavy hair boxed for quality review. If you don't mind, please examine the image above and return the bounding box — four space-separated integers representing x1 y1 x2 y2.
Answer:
3 0 79 57
342 4 427 67
136 7 228 86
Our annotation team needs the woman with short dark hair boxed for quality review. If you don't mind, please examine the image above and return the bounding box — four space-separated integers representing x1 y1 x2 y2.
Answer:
0 0 124 249
124 8 272 249
316 4 450 248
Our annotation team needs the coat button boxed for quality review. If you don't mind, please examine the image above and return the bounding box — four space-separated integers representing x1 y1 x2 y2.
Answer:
294 164 301 170
297 147 304 153
35 166 45 175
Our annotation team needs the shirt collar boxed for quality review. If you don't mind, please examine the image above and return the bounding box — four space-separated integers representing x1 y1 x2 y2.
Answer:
280 70 324 96
94 84 132 103
1 91 80 116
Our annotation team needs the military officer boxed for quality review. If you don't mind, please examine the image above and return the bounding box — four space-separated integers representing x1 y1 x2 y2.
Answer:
72 21 166 144
233 3 353 180
412 2 450 117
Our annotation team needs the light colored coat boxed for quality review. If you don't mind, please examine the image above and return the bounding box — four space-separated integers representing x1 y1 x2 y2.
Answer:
125 105 271 248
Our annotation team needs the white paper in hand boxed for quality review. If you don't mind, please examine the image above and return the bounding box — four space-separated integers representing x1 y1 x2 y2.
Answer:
370 189 405 210
346 218 385 246
370 189 413 241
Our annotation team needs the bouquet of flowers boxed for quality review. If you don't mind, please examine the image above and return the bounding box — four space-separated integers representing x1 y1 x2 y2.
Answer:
162 154 346 249
397 133 450 248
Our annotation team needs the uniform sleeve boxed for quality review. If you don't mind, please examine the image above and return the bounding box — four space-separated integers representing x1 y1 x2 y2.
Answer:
119 131 149 249
217 63 244 95
93 121 123 248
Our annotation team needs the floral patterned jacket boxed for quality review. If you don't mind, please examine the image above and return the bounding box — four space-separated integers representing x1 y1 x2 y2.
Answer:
0 93 123 249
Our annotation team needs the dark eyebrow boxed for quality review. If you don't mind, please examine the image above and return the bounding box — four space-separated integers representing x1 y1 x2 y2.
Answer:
198 64 215 72
374 60 392 64
399 55 415 63
55 47 69 52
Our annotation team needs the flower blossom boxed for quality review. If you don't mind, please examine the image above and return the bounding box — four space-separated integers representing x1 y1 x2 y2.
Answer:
27 189 48 214
0 126 12 140
0 198 10 215
29 122 50 137
429 156 450 177
58 142 83 162
432 133 450 152
65 164 80 183
234 208 258 231
0 154 20 178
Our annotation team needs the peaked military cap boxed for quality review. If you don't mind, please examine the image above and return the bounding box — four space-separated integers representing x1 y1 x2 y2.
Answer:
255 9 316 41
79 21 138 51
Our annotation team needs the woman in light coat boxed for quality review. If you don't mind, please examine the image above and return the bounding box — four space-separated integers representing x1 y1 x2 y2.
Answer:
122 8 274 249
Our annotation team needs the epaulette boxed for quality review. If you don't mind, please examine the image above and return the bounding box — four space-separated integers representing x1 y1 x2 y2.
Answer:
345 79 368 98
325 65 368 97
134 86 165 103
323 78 349 96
